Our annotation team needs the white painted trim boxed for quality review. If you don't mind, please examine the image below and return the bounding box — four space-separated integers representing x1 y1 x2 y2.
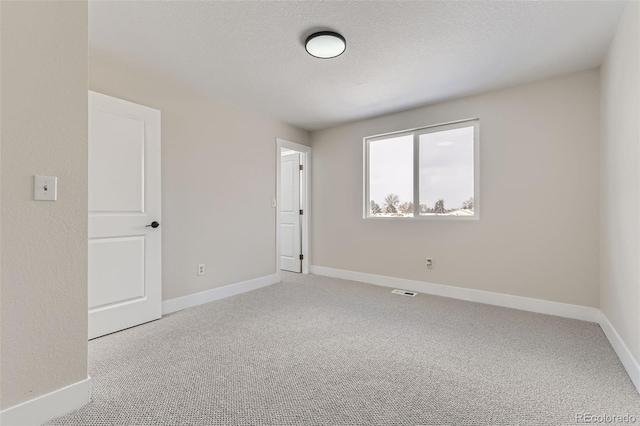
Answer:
162 274 280 315
598 312 640 392
309 265 599 322
275 138 311 275
365 117 481 141
0 377 91 426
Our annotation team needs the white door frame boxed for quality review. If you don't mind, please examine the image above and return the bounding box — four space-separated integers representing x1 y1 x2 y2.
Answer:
276 138 311 276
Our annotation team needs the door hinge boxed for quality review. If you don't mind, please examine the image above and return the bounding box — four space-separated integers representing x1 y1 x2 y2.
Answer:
299 164 303 171
299 209 303 215
299 254 304 260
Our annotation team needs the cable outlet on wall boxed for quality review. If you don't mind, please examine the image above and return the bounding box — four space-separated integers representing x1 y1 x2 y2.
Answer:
33 175 57 201
197 264 206 276
426 258 433 269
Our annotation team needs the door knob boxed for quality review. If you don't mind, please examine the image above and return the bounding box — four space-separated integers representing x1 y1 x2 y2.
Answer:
146 221 160 228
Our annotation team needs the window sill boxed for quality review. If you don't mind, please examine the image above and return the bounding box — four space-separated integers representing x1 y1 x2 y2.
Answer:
363 215 479 221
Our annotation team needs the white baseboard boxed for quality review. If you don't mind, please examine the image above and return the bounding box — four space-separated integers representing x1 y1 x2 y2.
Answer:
0 376 91 426
162 273 280 315
598 312 640 392
309 265 599 322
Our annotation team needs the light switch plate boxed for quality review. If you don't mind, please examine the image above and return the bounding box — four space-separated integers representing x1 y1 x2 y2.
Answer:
34 175 57 201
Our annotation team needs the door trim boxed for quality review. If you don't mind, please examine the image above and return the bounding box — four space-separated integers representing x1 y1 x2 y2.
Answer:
276 138 311 276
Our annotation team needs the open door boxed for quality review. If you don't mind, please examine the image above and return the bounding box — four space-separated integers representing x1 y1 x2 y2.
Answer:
279 151 302 272
88 91 162 339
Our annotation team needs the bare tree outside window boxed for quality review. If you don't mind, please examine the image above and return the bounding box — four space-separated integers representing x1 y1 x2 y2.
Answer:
462 197 474 210
383 194 400 214
370 200 382 215
399 201 413 214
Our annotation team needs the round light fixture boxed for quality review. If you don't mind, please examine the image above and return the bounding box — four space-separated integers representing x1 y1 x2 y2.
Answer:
305 31 346 59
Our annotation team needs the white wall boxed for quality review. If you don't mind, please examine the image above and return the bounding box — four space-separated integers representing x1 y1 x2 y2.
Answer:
0 1 88 409
600 2 640 362
88 56 310 301
311 69 600 308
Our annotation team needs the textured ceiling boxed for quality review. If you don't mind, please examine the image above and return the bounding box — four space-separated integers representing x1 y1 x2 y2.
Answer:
89 1 626 131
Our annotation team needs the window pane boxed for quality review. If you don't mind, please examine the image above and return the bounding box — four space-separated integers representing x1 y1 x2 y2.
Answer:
369 135 413 217
419 126 474 216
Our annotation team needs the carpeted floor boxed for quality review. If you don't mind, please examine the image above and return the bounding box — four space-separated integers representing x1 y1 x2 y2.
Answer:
48 273 639 425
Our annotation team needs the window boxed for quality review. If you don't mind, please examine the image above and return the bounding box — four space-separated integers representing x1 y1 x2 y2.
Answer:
364 119 478 220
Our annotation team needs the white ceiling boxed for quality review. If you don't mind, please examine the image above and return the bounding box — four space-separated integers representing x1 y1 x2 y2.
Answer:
89 1 626 131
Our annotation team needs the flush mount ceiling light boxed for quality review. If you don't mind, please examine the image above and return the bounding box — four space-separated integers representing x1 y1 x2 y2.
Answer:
305 31 346 59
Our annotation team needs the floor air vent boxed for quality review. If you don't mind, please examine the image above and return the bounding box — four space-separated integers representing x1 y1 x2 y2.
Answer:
391 289 417 297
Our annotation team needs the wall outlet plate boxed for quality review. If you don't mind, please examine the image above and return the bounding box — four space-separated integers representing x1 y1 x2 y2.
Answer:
34 175 57 201
197 264 205 276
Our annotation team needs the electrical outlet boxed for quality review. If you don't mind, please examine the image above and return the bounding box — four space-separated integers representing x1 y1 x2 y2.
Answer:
426 258 433 269
197 264 205 276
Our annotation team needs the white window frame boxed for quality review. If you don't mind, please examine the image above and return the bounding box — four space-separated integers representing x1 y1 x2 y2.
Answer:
363 118 480 221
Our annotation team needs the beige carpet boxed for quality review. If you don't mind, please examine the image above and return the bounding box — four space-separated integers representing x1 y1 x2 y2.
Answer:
48 272 640 425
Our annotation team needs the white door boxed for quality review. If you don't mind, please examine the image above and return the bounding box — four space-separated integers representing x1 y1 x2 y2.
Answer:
280 152 302 272
88 91 161 339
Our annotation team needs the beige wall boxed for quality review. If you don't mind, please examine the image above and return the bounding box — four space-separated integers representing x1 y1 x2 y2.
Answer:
0 1 88 409
311 69 600 308
600 2 640 361
89 56 309 301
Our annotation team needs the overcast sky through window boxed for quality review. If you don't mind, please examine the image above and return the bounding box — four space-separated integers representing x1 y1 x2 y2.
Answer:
419 126 474 209
369 135 413 206
369 126 474 210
